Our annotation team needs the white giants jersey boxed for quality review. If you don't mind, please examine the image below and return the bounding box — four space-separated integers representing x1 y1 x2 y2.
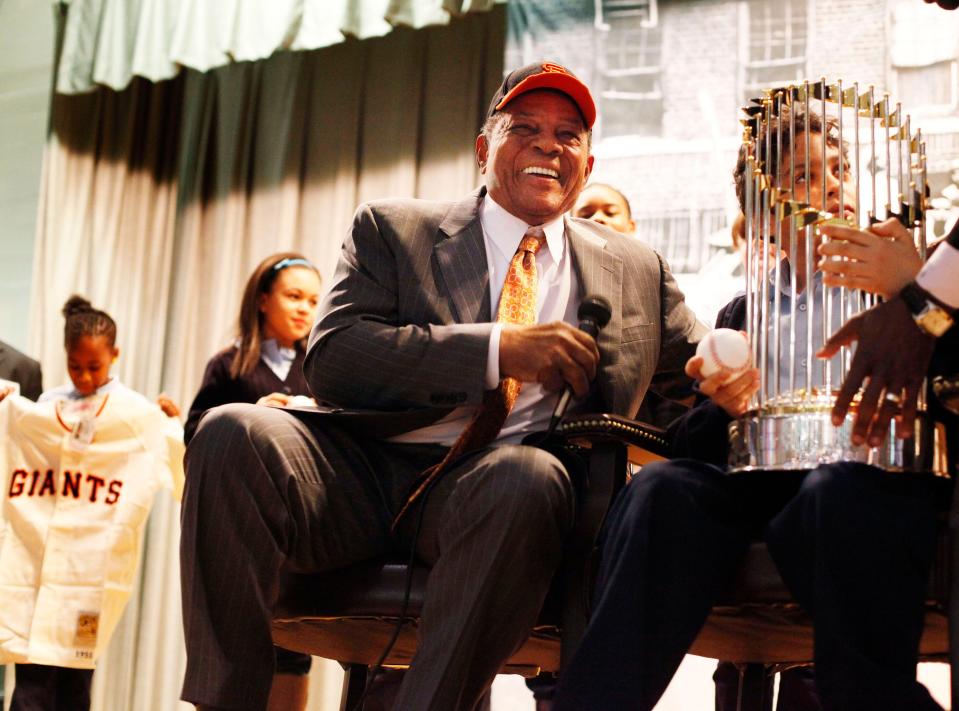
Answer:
0 388 184 668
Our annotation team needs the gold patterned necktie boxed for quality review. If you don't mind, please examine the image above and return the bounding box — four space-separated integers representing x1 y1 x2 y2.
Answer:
393 227 548 526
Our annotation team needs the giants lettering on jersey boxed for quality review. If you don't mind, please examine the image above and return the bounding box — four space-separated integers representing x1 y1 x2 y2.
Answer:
8 469 123 505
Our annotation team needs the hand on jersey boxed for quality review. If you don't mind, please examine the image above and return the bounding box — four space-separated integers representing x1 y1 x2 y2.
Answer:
817 218 922 299
156 393 181 418
686 355 759 419
499 322 600 397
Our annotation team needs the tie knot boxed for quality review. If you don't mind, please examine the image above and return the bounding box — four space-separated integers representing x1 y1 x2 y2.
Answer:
519 228 546 256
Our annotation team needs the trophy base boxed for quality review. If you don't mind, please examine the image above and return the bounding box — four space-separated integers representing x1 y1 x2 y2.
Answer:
728 407 951 476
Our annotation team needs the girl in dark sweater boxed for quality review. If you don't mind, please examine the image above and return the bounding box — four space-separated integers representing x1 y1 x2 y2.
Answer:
184 252 321 711
185 252 321 442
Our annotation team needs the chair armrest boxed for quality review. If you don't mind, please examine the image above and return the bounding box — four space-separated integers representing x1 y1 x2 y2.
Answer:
558 413 671 464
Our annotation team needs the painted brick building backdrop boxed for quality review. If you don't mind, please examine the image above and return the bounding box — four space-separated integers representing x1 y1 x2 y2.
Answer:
507 0 959 304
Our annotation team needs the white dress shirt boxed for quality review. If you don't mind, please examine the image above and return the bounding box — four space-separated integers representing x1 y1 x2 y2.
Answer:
260 339 297 381
917 241 959 308
390 194 581 446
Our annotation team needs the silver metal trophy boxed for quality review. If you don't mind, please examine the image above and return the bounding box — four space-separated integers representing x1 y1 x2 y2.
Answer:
728 79 950 476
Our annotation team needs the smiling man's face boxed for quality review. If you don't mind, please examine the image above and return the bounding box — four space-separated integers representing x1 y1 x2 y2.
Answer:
476 90 594 226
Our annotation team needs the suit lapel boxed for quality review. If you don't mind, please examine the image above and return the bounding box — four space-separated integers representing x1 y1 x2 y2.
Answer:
435 188 491 324
566 218 625 413
434 202 629 412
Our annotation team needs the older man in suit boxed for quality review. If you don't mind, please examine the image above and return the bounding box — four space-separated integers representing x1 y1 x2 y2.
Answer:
180 62 704 711
0 339 42 400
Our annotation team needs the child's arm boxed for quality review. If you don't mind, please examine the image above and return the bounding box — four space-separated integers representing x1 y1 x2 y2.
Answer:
817 218 923 299
156 393 180 418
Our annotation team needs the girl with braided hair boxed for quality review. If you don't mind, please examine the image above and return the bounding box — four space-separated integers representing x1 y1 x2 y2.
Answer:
0 295 182 710
38 296 178 414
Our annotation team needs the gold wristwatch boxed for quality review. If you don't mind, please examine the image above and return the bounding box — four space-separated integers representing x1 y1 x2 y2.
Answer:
900 281 956 337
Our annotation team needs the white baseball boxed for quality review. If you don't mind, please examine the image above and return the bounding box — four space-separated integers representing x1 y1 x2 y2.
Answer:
696 328 752 382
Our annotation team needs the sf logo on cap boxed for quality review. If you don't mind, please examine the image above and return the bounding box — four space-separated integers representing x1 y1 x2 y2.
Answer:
541 62 570 75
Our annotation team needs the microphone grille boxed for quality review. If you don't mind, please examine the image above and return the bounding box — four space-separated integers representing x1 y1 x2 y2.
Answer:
578 295 611 327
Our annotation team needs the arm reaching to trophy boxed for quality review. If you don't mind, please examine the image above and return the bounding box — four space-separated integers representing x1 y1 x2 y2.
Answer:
816 218 925 447
819 220 958 446
817 234 959 446
817 218 923 299
817 0 959 446
817 297 936 446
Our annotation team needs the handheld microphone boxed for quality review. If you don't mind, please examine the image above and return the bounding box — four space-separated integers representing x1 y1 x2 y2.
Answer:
547 295 612 434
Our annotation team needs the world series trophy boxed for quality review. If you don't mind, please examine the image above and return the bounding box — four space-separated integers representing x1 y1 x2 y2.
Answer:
728 79 950 475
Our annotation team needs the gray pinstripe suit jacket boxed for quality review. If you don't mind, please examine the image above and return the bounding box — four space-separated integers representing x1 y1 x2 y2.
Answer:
0 340 42 401
304 187 706 432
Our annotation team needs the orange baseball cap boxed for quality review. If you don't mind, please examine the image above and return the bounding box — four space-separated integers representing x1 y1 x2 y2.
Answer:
487 62 596 129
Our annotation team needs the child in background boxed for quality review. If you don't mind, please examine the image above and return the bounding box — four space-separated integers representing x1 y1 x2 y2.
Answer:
0 295 183 711
185 252 321 443
184 252 321 711
39 296 180 416
573 182 636 236
573 182 694 431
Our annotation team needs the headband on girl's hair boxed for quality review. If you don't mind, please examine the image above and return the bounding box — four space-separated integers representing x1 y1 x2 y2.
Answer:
272 258 315 271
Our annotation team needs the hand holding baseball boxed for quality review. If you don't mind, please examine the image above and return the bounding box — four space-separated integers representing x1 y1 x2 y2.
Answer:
688 329 759 418
696 328 752 381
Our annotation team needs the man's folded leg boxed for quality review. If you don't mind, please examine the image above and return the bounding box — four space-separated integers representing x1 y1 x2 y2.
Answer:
179 404 431 711
767 462 944 711
553 459 752 711
393 444 575 711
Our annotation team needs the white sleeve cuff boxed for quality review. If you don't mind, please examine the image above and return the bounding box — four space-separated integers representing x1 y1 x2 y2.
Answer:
485 323 502 390
917 242 959 308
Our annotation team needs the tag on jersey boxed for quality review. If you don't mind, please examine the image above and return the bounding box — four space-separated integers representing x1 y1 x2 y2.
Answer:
68 415 96 451
61 396 103 451
74 611 99 648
